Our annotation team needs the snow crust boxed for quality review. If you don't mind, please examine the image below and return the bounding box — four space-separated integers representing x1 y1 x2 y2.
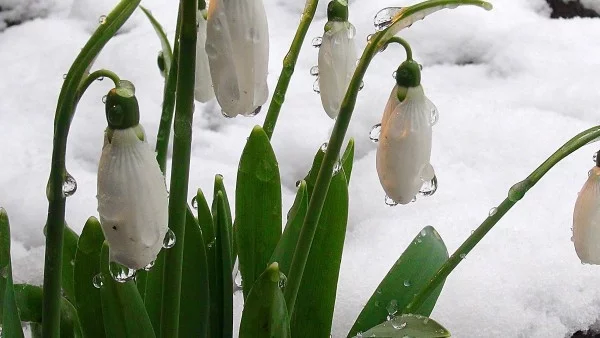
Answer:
1 0 600 336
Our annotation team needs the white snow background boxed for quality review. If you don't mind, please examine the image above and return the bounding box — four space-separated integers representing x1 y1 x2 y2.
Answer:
1 0 600 336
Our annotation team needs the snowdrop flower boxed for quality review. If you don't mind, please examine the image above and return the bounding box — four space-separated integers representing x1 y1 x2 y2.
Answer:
376 60 437 204
97 84 169 270
317 0 357 119
195 9 214 102
572 165 600 264
206 0 269 117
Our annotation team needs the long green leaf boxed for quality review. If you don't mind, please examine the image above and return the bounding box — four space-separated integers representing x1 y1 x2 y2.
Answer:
179 207 210 338
73 217 105 338
269 181 308 274
355 314 450 338
214 192 233 337
61 225 79 305
211 175 234 268
347 226 449 337
239 263 290 338
0 208 24 338
341 138 355 183
290 168 349 337
236 126 282 299
99 243 155 338
139 5 173 76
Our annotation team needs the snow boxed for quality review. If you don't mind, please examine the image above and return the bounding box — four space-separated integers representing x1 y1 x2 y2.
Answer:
1 0 600 336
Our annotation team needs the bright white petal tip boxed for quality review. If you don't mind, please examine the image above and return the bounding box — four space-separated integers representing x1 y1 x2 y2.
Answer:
206 0 269 117
195 12 215 103
573 166 600 264
376 85 433 205
318 21 357 119
97 127 169 270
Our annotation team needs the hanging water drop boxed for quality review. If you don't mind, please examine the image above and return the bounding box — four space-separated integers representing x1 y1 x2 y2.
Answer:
429 105 439 126
312 79 320 93
359 81 365 90
191 196 198 210
278 272 287 290
392 320 407 330
459 253 466 259
392 70 397 79
373 7 403 31
420 229 427 237
311 36 322 48
249 106 262 117
369 124 381 143
310 65 319 76
384 195 398 206
97 76 104 81
143 260 155 271
403 280 411 287
366 34 374 42
488 207 498 216
108 261 136 283
593 152 598 163
163 229 176 249
320 142 328 152
221 110 234 119
98 15 107 24
386 299 398 316
418 175 437 197
102 95 107 103
92 273 104 288
62 173 77 197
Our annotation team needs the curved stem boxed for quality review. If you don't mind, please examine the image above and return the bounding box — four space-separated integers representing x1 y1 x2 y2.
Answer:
403 125 600 314
159 0 196 335
261 0 320 139
42 1 139 337
386 36 413 60
76 69 121 101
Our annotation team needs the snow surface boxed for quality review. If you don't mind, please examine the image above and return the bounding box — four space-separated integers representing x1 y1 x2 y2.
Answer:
1 0 600 336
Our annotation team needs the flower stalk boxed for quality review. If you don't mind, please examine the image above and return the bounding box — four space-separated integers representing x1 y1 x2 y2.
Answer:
403 125 600 314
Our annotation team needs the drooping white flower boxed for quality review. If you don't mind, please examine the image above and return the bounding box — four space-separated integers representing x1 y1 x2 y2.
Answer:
318 20 357 119
205 0 269 117
97 126 169 270
195 10 215 103
376 85 436 204
572 166 600 264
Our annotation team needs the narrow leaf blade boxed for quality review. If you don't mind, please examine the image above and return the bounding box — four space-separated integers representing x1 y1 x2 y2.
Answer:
341 138 355 183
214 192 233 337
0 209 24 338
139 5 173 75
356 314 450 337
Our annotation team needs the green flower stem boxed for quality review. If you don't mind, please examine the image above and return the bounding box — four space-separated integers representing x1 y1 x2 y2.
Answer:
261 0 320 139
403 125 600 314
387 36 413 60
76 70 121 100
159 0 196 336
42 1 139 337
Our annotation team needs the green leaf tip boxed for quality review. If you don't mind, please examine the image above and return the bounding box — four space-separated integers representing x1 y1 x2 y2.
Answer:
0 207 7 218
267 262 280 282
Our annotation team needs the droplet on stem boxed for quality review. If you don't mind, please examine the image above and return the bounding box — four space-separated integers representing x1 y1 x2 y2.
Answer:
62 173 77 197
310 66 319 76
311 36 322 48
98 15 107 24
488 207 498 216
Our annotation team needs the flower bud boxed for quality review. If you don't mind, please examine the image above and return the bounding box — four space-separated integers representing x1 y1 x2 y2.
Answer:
573 166 600 264
206 0 269 117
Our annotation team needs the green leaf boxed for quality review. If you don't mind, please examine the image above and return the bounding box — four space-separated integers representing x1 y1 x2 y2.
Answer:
341 138 355 183
236 126 282 299
347 226 449 337
143 247 164 333
239 263 290 338
355 314 450 337
179 207 210 338
73 217 106 338
290 168 349 337
139 5 173 76
211 175 234 268
99 243 156 338
62 225 79 305
0 208 24 338
13 284 81 337
213 192 233 337
196 188 214 247
269 181 308 274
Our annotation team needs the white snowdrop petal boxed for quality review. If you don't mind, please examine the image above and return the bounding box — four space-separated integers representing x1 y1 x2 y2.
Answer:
195 12 215 103
97 127 169 270
376 86 432 204
318 21 357 119
381 85 400 127
206 0 269 117
573 167 600 264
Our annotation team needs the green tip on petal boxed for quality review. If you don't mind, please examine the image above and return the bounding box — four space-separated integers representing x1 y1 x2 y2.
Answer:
327 0 349 22
395 60 421 88
105 81 140 130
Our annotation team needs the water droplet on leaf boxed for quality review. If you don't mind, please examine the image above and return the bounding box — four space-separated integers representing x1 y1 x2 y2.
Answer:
98 15 107 24
143 260 155 271
386 299 398 316
489 207 498 216
109 261 136 283
191 196 198 209
385 195 398 206
373 7 403 31
403 280 411 287
418 175 437 197
163 229 176 249
92 273 104 288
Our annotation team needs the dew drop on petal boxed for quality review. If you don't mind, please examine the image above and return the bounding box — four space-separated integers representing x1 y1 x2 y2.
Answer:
249 106 262 117
62 173 77 197
221 110 234 119
311 36 322 48
102 95 107 103
92 273 104 288
313 79 320 93
385 195 398 206
418 175 437 197
143 260 155 271
163 229 176 249
411 196 417 203
369 124 381 143
373 7 403 31
109 261 136 283
489 207 498 216
98 15 107 24
310 66 319 76
419 163 435 181
430 105 439 126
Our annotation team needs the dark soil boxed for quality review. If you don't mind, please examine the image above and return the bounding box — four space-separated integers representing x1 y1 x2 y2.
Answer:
545 0 600 18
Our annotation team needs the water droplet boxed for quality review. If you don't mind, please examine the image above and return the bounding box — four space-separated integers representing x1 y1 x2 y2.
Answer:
373 7 403 31
311 36 322 48
249 106 262 116
278 272 287 289
392 70 397 79
102 95 107 103
143 260 155 271
403 280 411 287
593 152 598 163
419 163 435 181
369 124 381 143
488 207 498 216
320 142 328 152
191 196 198 209
313 79 320 93
359 81 365 91
98 15 107 24
109 261 136 283
97 76 104 81
420 229 427 237
333 160 343 174
384 195 398 206
163 229 176 249
429 105 439 126
221 110 234 118
508 180 529 202
392 321 407 330
62 173 77 197
589 169 593 177
376 288 383 294
459 253 466 259
418 175 437 197
62 73 67 79
374 301 381 308
310 65 319 76
411 196 417 203
92 273 104 288
423 318 429 324
386 299 398 316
